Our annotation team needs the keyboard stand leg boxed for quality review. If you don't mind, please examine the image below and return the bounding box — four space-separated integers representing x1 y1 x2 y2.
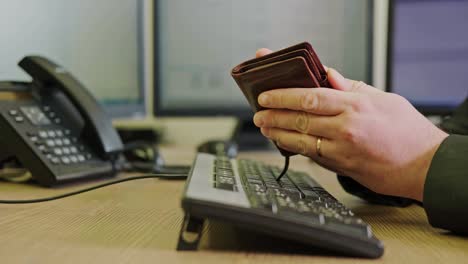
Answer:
176 214 204 251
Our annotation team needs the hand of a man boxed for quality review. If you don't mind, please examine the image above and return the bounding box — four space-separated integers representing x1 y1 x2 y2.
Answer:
253 48 449 201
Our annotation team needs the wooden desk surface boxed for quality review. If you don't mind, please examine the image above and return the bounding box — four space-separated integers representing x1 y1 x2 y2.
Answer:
1 146 467 263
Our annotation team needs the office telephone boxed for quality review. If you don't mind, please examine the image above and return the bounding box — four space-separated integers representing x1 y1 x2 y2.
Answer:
0 56 124 186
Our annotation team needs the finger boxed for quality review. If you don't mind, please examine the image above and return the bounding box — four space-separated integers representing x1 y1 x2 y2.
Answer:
253 109 340 138
260 127 335 160
258 88 354 115
256 48 272 58
328 68 379 94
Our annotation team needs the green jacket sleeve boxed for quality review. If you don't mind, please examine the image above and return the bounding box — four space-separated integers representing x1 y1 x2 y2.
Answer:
424 135 468 234
439 97 468 135
424 97 468 234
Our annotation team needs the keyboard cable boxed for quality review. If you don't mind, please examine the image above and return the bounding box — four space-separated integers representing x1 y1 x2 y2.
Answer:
0 174 187 204
275 156 290 182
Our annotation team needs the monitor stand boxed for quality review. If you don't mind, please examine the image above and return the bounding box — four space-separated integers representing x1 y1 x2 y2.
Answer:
231 118 273 151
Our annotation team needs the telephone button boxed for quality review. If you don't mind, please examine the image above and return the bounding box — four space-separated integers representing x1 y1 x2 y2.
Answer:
53 148 63 155
54 118 61 124
8 109 18 116
77 155 86 162
61 157 71 164
47 131 56 138
46 139 55 147
39 131 48 138
30 136 39 143
43 106 51 112
14 116 24 123
51 157 60 164
70 146 78 154
70 156 78 163
64 129 71 135
54 139 63 146
62 147 71 155
63 138 71 145
56 130 64 137
38 145 48 153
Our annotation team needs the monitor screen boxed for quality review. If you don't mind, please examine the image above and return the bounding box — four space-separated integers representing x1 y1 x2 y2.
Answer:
387 0 468 114
154 0 373 117
0 0 146 118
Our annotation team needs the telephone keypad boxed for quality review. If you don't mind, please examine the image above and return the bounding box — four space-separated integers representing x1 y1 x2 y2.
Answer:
25 126 95 166
5 106 96 169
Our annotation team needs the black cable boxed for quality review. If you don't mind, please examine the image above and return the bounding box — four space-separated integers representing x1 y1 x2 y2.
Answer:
275 156 290 182
0 174 186 204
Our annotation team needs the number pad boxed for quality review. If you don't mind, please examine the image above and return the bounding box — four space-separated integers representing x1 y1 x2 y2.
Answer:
28 128 93 166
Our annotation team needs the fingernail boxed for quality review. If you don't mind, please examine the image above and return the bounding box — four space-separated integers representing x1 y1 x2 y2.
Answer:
258 94 270 106
253 113 264 127
261 127 270 137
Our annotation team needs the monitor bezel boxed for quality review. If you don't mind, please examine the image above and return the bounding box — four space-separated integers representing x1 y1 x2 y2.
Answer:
153 0 374 118
385 0 456 116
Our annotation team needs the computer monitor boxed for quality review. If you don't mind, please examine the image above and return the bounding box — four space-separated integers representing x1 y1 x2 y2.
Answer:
387 0 468 115
0 0 147 119
153 0 373 147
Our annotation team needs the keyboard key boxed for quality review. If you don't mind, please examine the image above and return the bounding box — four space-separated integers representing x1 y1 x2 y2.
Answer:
215 176 237 191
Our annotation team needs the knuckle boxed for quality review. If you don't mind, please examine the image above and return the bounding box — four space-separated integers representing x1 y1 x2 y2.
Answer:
340 125 361 144
295 112 309 133
351 81 367 92
300 92 318 111
296 134 310 156
350 94 372 113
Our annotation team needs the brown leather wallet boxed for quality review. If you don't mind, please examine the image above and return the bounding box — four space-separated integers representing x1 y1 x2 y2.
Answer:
231 42 330 112
231 42 330 156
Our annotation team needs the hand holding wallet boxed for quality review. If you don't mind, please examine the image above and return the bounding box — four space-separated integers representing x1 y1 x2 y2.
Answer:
231 42 330 157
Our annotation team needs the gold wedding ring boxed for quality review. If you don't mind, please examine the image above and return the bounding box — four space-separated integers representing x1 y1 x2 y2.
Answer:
316 137 323 157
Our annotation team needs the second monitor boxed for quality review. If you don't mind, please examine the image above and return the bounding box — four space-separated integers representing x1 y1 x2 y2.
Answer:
153 0 373 148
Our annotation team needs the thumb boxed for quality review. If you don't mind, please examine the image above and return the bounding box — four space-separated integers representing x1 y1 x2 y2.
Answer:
327 68 378 94
256 48 272 58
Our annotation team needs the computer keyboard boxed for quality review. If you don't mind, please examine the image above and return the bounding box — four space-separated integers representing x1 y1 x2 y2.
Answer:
179 153 384 258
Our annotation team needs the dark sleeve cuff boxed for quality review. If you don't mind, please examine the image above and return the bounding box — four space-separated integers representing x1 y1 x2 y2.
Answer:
423 134 468 234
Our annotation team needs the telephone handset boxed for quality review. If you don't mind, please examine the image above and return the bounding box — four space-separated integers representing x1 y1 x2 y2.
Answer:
0 56 124 186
